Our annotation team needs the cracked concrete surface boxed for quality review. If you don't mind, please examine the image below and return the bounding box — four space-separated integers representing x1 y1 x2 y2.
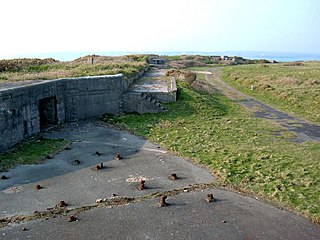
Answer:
0 121 319 239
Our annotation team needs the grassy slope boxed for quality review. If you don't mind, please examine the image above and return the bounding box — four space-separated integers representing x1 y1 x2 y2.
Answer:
221 62 320 123
0 138 69 173
0 56 147 83
104 81 320 223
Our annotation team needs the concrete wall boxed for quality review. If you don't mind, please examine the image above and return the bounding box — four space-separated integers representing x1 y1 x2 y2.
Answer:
150 77 177 103
64 75 126 121
0 74 126 152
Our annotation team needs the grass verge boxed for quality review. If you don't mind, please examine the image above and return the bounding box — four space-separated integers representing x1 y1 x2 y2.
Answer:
221 62 320 123
104 81 320 223
0 138 69 173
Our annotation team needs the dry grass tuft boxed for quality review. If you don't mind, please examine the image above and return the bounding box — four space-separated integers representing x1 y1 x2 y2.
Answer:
276 77 299 86
0 58 58 72
304 79 320 86
283 62 304 67
166 69 197 86
169 60 206 69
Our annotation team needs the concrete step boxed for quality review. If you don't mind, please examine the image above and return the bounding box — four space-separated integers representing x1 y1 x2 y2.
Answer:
121 91 165 114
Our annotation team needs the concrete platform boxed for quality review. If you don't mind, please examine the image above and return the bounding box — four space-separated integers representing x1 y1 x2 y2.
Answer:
0 121 319 239
128 68 177 103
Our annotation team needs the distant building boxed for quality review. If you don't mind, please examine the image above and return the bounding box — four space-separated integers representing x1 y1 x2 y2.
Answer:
152 59 166 65
211 55 222 60
147 57 166 65
232 57 244 63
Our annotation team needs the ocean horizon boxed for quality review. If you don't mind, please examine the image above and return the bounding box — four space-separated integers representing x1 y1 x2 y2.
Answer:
3 51 320 62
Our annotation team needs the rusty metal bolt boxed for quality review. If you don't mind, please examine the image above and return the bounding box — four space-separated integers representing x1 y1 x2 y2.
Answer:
74 159 80 164
205 193 214 203
115 153 122 160
95 151 102 156
67 215 77 222
92 165 101 171
158 195 168 207
0 175 8 180
169 173 178 180
139 179 145 190
35 184 42 190
58 201 66 207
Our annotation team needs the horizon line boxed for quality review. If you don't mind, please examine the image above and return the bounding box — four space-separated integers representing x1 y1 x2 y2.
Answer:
1 50 320 62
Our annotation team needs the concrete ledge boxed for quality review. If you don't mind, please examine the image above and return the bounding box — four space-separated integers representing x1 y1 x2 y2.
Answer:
125 68 177 103
168 77 177 93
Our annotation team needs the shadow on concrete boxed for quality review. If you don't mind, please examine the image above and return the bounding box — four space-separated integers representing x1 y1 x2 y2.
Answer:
0 121 146 191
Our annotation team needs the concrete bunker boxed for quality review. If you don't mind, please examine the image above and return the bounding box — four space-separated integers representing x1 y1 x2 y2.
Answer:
0 68 176 152
0 73 135 152
39 96 58 129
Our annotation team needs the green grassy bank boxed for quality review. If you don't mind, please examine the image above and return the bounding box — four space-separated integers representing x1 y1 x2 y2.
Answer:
221 62 320 123
0 55 148 84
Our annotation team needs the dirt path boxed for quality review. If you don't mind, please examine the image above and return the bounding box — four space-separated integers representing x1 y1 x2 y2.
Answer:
203 68 320 143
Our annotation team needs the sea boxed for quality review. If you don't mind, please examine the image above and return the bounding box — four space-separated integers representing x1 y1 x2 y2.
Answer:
4 51 320 62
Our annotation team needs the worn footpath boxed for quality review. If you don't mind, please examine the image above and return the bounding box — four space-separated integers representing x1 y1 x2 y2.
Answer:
203 68 320 143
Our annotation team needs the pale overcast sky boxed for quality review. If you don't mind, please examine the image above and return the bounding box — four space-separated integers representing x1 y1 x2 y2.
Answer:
0 0 319 59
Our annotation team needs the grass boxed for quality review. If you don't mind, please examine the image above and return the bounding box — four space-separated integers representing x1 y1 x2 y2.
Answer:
104 81 320 223
221 62 320 123
0 55 148 84
0 138 69 173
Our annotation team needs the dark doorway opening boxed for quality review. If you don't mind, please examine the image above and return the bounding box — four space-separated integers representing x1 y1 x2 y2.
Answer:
39 96 57 129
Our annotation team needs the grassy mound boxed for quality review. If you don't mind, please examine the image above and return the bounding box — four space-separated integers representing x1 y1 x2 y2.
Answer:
0 55 148 84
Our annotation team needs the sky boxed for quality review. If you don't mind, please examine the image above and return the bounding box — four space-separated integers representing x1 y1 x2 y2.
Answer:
0 0 320 60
